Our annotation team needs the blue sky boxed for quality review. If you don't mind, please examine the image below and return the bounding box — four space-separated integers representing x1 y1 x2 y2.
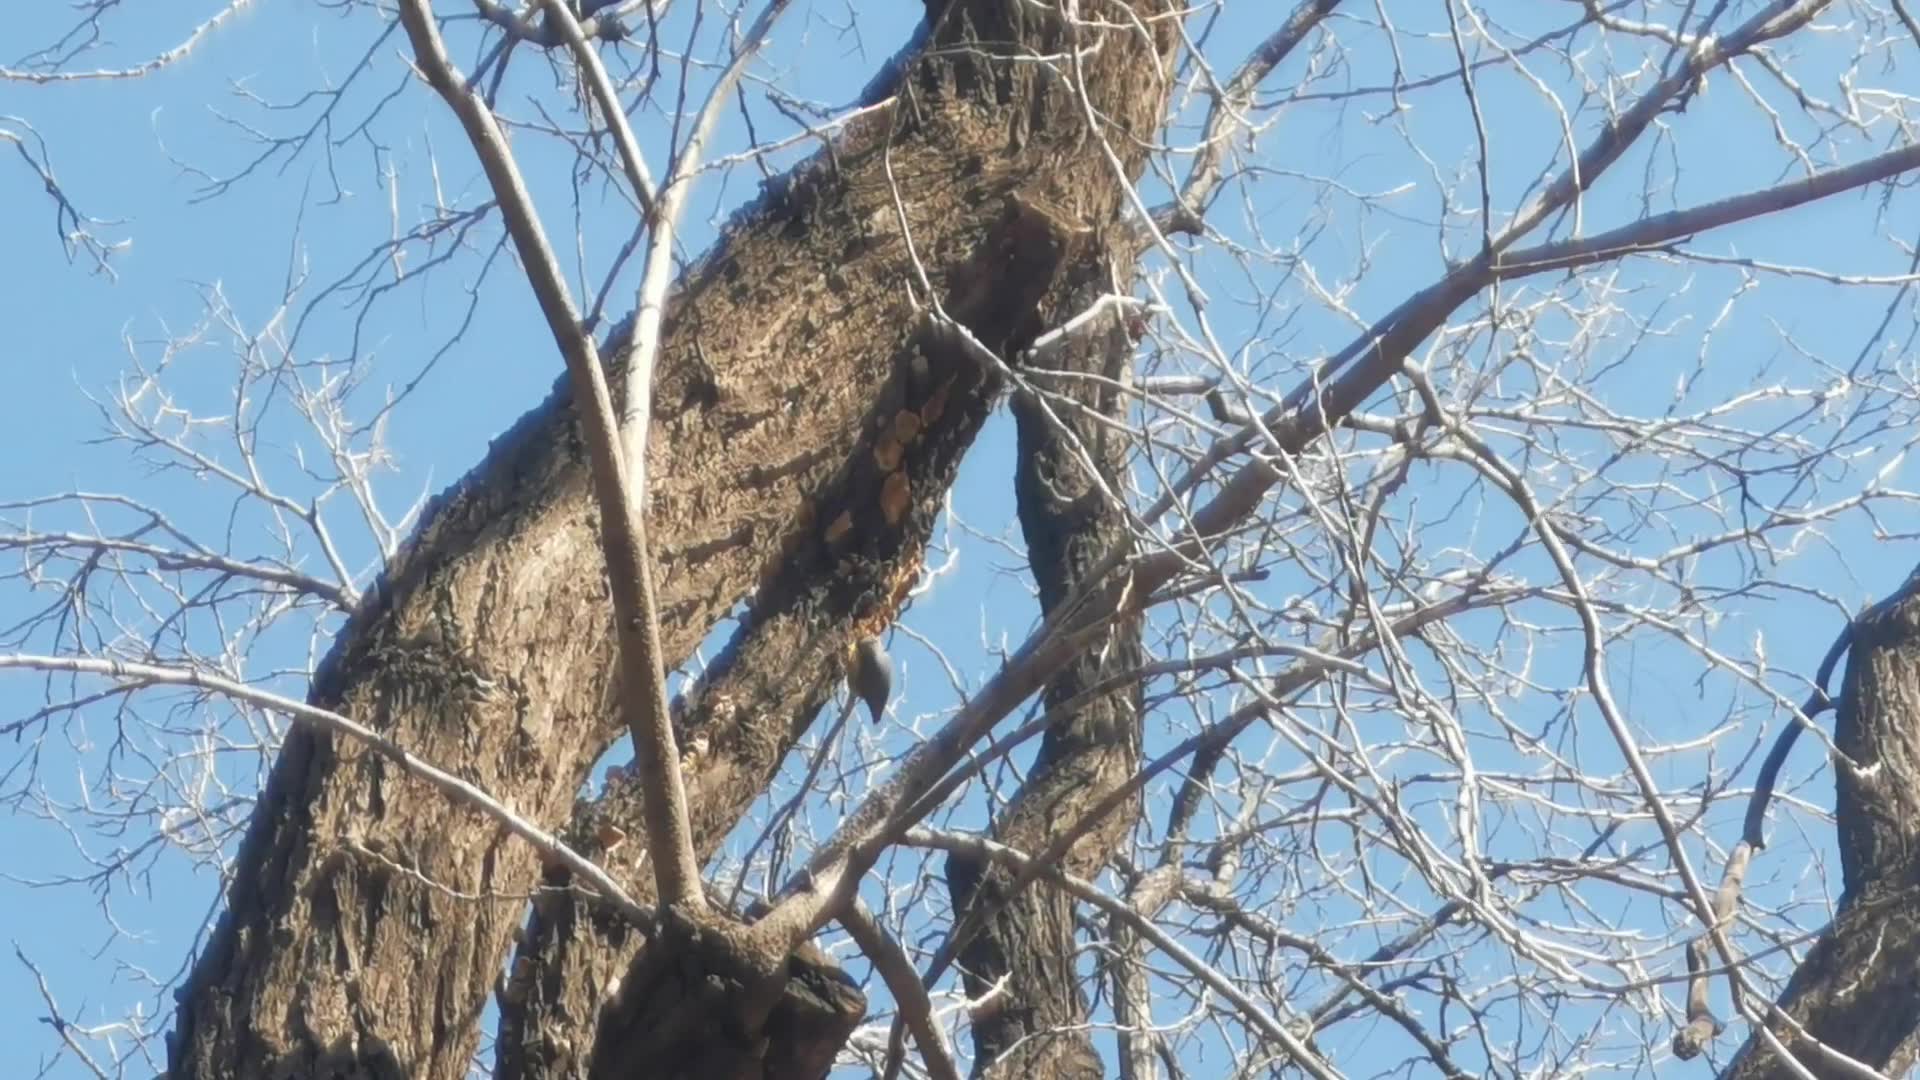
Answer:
6 2 1920 1077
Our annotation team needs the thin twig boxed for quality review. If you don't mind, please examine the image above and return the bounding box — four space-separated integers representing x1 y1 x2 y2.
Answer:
0 652 652 925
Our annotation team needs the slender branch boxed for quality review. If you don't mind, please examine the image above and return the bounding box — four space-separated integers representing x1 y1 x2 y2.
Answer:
840 900 961 1080
0 652 652 925
15 946 111 1080
1676 842 1751 1060
904 828 1339 1080
1 529 354 611
0 0 257 82
1896 0 1920 48
1743 623 1853 848
1154 0 1342 238
532 0 658 216
1493 143 1920 282
396 0 703 911
619 0 793 495
1493 0 1826 251
1 122 127 274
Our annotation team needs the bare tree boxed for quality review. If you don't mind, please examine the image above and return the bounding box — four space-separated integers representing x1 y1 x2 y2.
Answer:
8 1 1920 1077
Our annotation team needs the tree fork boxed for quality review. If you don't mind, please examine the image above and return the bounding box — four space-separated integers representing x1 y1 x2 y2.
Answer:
165 3 1180 1077
496 194 1084 1079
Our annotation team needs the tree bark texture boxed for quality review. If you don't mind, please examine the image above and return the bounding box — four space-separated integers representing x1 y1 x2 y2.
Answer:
498 0 1179 1067
1723 571 1920 1078
166 2 1179 1077
493 783 868 1079
943 258 1147 1079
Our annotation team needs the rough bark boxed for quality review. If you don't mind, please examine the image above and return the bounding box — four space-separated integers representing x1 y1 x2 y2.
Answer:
163 2 1180 1078
942 256 1147 1078
1723 569 1920 1078
495 783 867 1079
498 0 1181 1068
584 907 865 1080
493 192 1074 1080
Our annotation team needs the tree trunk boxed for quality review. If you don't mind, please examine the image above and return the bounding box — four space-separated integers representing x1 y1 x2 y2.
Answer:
165 3 1179 1077
494 789 869 1079
498 0 1181 1063
1723 569 1920 1078
943 256 1147 1078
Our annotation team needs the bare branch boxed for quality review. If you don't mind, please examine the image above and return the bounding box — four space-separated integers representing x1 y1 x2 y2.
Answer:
617 0 794 494
905 827 1338 1080
0 652 650 925
840 899 961 1080
1 1 256 82
395 0 703 911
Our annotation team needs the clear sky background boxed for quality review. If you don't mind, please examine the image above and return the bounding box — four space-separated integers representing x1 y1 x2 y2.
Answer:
5 2 1919 1077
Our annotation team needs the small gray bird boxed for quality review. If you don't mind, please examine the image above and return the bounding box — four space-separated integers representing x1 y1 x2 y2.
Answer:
849 636 893 724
